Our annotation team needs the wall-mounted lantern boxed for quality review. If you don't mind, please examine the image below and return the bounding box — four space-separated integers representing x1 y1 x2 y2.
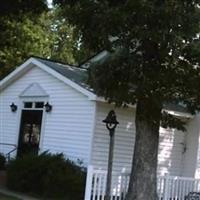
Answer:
44 102 52 112
10 103 17 112
103 110 119 200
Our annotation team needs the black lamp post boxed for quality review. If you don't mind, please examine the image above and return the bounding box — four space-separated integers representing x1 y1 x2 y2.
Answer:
103 110 119 200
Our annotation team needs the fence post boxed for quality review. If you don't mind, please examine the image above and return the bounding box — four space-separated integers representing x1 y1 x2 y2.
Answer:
163 175 169 200
84 165 94 200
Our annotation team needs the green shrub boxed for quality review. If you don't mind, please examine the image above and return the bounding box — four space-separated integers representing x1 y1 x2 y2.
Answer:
0 153 6 170
7 152 86 199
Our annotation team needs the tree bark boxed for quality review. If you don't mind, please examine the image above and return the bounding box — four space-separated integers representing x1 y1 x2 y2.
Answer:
125 99 161 200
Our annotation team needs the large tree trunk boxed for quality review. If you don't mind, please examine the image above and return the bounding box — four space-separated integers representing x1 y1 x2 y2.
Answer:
125 99 161 200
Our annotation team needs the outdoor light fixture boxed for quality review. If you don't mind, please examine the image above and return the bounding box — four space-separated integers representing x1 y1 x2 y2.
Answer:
103 110 119 132
103 110 119 200
10 103 17 112
44 102 52 112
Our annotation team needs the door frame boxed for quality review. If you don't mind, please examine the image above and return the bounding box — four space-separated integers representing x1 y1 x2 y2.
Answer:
16 97 48 155
17 109 43 156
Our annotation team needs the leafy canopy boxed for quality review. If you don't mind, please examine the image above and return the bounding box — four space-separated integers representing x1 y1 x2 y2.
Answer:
53 2 200 199
54 0 200 116
0 1 88 80
0 0 48 79
0 0 48 16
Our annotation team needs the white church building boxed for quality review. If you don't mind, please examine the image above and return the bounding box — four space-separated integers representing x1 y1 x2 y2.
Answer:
1 56 200 199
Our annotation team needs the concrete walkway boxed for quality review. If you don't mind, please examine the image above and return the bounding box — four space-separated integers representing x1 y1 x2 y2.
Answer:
0 187 39 200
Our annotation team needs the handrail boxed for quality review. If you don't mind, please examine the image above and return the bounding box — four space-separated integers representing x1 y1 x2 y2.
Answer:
0 143 17 161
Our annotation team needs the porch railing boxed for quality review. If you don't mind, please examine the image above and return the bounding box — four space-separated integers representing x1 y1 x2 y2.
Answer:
0 143 17 161
84 165 200 200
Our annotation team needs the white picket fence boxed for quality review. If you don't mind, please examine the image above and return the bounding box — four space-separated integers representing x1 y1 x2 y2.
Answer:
84 165 200 200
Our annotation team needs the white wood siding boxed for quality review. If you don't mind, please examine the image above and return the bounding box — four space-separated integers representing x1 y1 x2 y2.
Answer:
0 66 95 165
91 102 186 176
158 128 185 176
191 114 200 178
181 116 200 178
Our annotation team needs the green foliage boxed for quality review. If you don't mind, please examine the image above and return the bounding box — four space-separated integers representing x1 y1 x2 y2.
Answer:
0 13 53 79
49 6 94 65
49 7 88 65
0 2 88 80
0 153 6 170
55 0 200 125
7 152 86 199
161 111 186 131
0 1 48 80
0 0 48 17
0 11 77 80
53 2 200 199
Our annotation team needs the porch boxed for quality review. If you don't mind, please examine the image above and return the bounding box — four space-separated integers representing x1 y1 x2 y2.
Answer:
84 165 200 200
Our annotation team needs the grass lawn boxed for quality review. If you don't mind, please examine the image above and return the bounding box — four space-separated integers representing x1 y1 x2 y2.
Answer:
0 193 21 200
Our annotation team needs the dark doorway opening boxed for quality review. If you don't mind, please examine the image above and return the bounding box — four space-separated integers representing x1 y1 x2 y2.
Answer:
17 110 43 157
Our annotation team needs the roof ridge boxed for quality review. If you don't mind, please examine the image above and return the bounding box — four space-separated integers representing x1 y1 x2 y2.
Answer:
30 56 79 68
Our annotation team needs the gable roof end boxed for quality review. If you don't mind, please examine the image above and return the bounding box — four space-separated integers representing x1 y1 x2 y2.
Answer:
0 57 97 100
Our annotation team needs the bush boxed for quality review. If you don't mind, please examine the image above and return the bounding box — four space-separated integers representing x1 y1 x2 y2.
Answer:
0 153 6 170
7 152 86 199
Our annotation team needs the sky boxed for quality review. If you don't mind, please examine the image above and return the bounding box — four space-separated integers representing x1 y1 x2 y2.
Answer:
47 0 53 8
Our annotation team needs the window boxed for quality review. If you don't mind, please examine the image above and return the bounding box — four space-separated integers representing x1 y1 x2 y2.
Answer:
35 102 44 108
24 102 44 109
24 102 33 108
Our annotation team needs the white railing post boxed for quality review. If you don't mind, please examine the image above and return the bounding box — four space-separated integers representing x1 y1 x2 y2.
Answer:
84 165 94 200
163 175 169 200
84 168 200 200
